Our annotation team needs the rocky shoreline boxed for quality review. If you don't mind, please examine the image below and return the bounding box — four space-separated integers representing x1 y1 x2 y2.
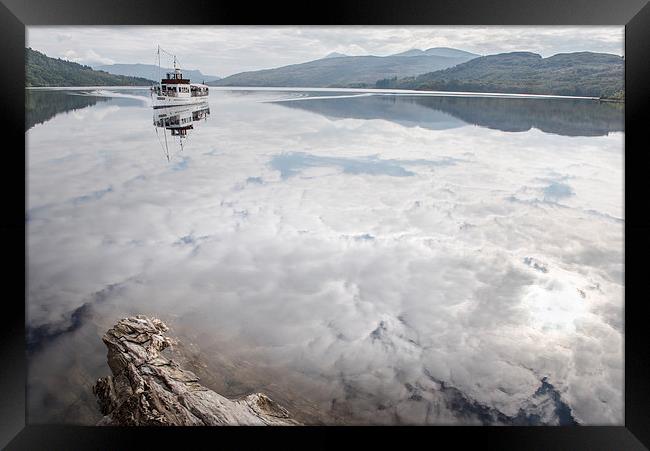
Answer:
93 315 299 425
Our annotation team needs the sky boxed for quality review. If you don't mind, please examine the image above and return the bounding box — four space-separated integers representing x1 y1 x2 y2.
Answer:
27 26 624 77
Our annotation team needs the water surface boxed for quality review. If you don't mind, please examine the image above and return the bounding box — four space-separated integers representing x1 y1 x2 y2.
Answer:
26 88 624 425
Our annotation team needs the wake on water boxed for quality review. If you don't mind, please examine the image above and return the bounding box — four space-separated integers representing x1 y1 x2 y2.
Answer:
70 89 152 106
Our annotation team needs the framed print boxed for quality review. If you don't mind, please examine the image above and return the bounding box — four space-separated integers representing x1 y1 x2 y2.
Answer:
1 0 649 448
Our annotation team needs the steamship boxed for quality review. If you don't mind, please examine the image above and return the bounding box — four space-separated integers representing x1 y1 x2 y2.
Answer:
151 48 209 109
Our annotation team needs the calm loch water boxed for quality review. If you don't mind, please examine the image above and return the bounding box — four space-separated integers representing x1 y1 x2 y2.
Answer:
26 88 624 425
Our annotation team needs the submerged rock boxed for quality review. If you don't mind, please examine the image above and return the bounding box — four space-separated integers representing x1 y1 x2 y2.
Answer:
93 315 298 425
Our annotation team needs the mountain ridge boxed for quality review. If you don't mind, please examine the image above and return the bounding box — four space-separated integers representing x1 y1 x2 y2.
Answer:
209 49 478 88
95 63 221 83
323 52 348 59
392 47 480 58
26 48 153 87
383 51 624 98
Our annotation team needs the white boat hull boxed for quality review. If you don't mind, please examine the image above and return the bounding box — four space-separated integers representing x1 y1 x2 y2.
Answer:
152 94 209 109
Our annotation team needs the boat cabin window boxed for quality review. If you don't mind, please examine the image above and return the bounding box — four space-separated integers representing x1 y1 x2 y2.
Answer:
190 85 209 97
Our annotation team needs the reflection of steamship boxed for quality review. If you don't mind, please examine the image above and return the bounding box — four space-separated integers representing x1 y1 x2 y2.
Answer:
153 102 210 137
151 46 209 109
153 102 210 159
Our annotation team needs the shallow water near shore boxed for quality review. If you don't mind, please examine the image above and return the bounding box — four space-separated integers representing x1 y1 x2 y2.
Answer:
26 87 623 425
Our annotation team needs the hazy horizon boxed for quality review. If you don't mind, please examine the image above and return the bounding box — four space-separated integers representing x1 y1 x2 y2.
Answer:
27 26 624 78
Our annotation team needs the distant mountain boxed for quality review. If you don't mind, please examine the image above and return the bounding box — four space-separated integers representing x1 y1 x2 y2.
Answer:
209 48 478 88
385 51 624 98
323 52 348 59
26 48 153 87
390 49 425 57
95 63 221 83
392 47 480 59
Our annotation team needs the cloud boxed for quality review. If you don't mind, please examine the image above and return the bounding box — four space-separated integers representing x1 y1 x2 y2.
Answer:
61 48 114 66
27 26 624 77
26 90 623 425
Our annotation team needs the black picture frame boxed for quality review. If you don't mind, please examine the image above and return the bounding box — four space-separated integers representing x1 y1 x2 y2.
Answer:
2 0 649 449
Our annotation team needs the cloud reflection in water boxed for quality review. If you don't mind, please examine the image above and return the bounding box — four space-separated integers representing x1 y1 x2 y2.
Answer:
26 90 623 425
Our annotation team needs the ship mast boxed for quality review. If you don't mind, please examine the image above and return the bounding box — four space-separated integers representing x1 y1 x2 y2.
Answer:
156 45 181 76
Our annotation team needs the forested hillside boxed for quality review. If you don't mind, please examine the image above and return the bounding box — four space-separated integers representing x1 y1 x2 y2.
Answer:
381 52 624 98
26 48 153 87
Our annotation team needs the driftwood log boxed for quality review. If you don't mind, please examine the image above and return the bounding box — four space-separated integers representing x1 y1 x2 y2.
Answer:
93 315 298 425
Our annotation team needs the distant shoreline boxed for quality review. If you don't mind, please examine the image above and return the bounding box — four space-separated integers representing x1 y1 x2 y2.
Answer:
26 85 603 101
209 86 602 100
597 97 625 104
26 85 151 90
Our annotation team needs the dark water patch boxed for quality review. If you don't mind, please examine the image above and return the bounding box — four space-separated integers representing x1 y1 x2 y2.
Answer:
422 369 578 425
27 185 114 223
203 148 222 157
25 89 110 131
71 185 114 205
523 256 549 273
246 176 264 185
420 96 623 137
176 235 195 245
535 377 578 425
543 181 574 200
274 94 466 131
369 320 389 341
27 302 92 356
275 94 623 137
73 94 148 108
25 204 53 223
26 282 125 355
